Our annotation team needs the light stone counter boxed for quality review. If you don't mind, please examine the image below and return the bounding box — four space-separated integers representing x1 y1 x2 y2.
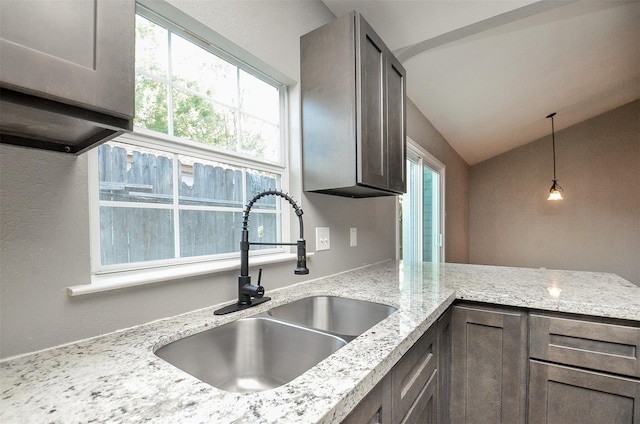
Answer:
2 261 639 423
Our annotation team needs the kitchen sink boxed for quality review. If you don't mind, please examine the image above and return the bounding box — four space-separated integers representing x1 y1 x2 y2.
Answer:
267 296 398 340
154 316 346 393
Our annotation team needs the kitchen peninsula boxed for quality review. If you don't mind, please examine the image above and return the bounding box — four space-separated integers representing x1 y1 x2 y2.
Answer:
1 261 639 423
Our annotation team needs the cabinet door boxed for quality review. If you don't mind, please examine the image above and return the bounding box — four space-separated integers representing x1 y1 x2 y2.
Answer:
356 15 387 190
0 0 134 117
385 53 406 193
451 304 528 424
342 376 392 424
528 360 640 424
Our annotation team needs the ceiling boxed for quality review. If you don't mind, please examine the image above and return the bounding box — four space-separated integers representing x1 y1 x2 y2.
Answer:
322 0 640 165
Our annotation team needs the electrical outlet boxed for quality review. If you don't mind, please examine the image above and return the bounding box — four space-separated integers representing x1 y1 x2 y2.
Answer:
350 227 357 247
316 227 330 251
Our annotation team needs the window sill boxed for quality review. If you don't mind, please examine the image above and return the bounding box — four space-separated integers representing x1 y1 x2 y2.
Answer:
67 253 312 296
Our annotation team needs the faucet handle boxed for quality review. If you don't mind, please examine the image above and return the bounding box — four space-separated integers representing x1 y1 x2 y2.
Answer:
245 268 264 299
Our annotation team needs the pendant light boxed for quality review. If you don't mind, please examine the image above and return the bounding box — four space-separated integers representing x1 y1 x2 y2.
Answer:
546 112 563 200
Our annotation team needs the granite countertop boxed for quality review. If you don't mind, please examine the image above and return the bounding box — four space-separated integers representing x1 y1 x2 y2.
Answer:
2 261 639 423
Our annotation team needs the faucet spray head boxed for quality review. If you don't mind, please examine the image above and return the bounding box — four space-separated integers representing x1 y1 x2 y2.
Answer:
295 239 309 275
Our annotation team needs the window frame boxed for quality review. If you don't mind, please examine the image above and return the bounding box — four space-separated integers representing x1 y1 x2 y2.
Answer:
85 3 292 287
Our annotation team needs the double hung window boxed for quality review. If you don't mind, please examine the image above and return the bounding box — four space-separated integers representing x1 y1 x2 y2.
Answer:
90 7 287 275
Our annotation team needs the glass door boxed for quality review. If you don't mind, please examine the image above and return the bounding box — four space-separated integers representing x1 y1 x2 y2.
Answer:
399 140 445 263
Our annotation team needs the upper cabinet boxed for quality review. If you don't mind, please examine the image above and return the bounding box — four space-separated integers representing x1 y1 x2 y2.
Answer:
0 0 135 154
301 12 406 197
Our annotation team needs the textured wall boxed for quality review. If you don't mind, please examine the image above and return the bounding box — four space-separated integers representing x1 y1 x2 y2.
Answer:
469 100 640 285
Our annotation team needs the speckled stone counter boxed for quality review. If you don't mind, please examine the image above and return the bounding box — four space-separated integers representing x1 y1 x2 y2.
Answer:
2 261 639 423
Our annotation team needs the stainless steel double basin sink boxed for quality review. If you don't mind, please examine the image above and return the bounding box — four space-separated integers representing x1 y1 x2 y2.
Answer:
154 296 397 393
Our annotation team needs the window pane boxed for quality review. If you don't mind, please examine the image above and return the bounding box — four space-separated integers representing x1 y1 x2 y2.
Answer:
246 171 281 210
240 114 279 162
100 206 175 265
135 15 168 77
99 143 173 204
180 210 242 257
248 212 279 249
239 70 279 123
134 74 169 134
178 156 243 207
172 88 237 149
171 34 237 106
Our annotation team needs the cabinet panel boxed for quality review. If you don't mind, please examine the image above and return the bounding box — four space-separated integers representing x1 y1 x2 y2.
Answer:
451 304 528 424
385 54 406 193
392 325 438 423
528 360 640 424
437 307 453 424
357 18 386 190
300 12 356 194
530 314 640 378
343 376 392 424
399 368 438 424
0 0 134 117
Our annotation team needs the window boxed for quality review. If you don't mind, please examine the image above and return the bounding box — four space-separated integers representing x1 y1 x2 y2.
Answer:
90 7 287 275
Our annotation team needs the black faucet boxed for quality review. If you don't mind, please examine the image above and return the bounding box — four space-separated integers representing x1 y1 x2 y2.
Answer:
214 190 308 315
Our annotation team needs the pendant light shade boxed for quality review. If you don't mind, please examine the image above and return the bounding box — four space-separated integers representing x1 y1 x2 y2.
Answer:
546 113 563 200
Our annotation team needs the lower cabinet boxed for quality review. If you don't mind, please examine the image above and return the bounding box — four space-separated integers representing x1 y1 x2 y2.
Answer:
450 303 528 424
344 307 452 423
528 360 640 424
528 313 640 424
345 303 640 424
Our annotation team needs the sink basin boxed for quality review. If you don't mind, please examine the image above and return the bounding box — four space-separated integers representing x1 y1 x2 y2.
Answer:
267 296 397 340
154 316 346 393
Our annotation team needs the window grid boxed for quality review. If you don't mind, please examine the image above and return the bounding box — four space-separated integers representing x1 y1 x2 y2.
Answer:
90 8 288 274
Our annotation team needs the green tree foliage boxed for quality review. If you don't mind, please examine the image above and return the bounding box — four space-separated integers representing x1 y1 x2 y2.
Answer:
133 15 275 161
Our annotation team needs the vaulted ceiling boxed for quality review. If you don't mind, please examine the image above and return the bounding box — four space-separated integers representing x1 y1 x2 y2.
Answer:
322 1 640 165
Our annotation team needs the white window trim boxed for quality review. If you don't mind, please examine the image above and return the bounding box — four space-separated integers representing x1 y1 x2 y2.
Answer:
67 252 306 296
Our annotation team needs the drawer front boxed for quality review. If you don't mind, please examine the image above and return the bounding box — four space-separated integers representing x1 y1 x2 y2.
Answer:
528 360 640 424
399 368 438 424
530 314 640 378
392 324 437 424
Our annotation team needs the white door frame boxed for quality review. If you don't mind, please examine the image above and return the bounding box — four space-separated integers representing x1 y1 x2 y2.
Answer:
396 137 446 262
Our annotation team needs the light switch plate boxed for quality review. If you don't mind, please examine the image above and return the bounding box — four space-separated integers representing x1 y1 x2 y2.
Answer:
350 227 357 247
316 227 330 251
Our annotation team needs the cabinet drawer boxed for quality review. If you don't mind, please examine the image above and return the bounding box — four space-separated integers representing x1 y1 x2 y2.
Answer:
392 324 437 424
530 314 640 378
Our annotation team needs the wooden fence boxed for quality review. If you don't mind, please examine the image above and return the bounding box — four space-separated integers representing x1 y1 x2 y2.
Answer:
98 143 279 265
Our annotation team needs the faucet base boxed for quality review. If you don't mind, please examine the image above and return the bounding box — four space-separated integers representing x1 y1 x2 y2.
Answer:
214 297 271 315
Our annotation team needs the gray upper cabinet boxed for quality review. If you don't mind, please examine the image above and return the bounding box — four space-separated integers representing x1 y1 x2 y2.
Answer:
0 0 135 154
301 12 406 197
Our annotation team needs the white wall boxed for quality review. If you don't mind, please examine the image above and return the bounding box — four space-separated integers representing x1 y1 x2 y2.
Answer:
469 100 640 285
0 1 440 358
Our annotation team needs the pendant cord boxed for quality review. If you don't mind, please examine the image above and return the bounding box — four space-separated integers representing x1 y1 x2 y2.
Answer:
546 112 557 181
551 115 556 180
